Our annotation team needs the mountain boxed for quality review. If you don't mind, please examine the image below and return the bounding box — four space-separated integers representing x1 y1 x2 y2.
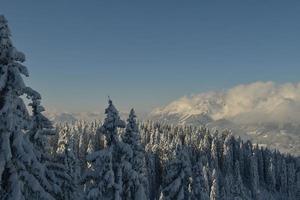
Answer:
45 110 147 124
150 82 300 155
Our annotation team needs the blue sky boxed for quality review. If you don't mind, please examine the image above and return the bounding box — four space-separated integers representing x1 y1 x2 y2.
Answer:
2 0 300 112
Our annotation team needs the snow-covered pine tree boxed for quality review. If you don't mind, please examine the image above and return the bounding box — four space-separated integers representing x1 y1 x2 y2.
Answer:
28 98 55 160
190 161 209 200
60 135 83 200
279 158 287 194
296 171 300 200
122 109 148 199
222 134 234 175
250 152 259 198
210 169 219 200
256 146 265 185
159 144 192 200
230 162 245 199
265 154 276 191
99 99 125 147
78 123 92 170
0 15 56 200
242 141 252 188
27 97 67 199
83 99 126 200
211 138 219 170
84 147 115 199
286 162 296 198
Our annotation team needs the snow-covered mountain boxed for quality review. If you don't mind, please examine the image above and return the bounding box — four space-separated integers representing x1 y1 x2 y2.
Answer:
45 111 103 124
150 82 300 155
45 110 148 124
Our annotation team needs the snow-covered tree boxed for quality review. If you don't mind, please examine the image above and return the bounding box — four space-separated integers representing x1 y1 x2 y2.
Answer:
230 162 246 199
99 99 125 147
211 138 219 169
0 15 56 200
250 153 259 198
83 99 127 200
286 162 296 198
265 155 276 191
222 134 234 175
84 148 115 199
28 98 55 159
279 158 287 193
210 169 219 200
190 161 209 200
122 109 148 199
60 135 83 200
159 144 192 200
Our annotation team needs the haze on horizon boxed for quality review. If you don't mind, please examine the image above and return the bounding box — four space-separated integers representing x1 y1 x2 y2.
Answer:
2 0 300 113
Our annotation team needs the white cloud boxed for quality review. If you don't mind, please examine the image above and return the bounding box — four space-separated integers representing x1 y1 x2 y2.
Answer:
153 81 300 124
221 81 300 124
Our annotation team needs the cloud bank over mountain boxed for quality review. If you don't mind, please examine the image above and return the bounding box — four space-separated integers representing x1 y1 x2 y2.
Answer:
152 81 300 125
150 81 300 155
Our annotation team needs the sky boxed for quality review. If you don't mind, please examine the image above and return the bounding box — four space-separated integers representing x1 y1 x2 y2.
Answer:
2 0 300 113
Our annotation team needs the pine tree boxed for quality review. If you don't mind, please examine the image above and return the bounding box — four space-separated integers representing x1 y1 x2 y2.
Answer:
84 148 115 200
0 15 57 200
28 98 55 160
287 162 295 198
78 123 92 169
84 99 127 200
222 134 234 175
256 146 265 185
250 153 259 198
27 98 66 199
210 169 219 200
279 158 287 193
211 138 219 169
230 162 245 199
159 144 192 200
190 161 209 200
122 109 148 199
99 99 125 147
61 135 83 200
265 155 276 191
296 171 300 200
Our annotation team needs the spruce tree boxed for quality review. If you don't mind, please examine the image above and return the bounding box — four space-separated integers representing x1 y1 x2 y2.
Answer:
83 99 126 200
190 161 209 200
222 134 234 175
0 15 56 199
211 138 219 169
279 158 287 193
210 169 219 200
60 135 82 200
159 145 192 200
122 109 148 199
99 99 125 147
250 153 259 198
230 162 245 199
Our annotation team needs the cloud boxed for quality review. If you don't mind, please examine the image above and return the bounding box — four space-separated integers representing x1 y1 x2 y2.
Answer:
153 81 300 124
219 82 300 124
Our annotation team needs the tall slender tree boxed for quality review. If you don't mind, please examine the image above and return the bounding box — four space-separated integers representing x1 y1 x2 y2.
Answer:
83 99 126 200
122 109 148 199
210 169 219 200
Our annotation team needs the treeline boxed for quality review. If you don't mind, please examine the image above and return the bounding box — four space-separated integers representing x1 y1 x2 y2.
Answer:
52 110 300 200
0 14 299 200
